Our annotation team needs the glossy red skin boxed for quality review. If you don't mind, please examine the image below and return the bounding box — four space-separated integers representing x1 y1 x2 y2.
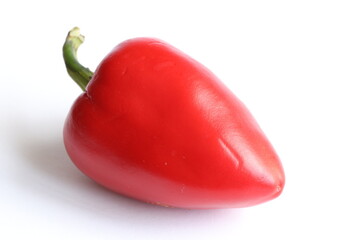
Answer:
64 38 285 209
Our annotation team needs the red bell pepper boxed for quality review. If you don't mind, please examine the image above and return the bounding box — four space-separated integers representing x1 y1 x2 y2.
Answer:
62 27 285 209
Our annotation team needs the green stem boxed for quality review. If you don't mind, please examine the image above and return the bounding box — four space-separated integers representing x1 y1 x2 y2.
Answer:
63 27 93 91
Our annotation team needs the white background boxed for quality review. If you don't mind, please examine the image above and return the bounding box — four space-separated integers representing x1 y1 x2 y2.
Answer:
1 0 359 239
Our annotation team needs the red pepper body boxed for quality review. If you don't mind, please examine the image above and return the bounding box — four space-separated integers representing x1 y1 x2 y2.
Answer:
64 38 285 209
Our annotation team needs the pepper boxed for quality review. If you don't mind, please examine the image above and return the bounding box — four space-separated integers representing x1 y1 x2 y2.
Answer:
62 27 285 209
